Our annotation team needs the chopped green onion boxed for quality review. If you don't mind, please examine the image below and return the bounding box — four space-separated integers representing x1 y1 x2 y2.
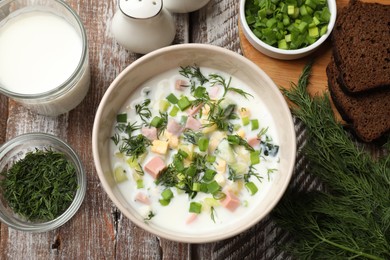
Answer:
213 191 226 200
169 106 179 117
245 182 258 195
178 149 189 158
161 189 174 200
227 135 240 145
159 199 170 206
177 96 191 111
251 119 259 130
198 137 209 152
250 151 260 165
159 100 171 112
186 165 197 177
189 202 202 214
203 169 216 182
136 179 144 189
309 26 319 38
206 155 216 163
114 166 127 183
116 113 127 123
242 116 250 126
192 182 201 192
194 86 207 98
150 116 162 127
207 181 221 194
166 93 178 104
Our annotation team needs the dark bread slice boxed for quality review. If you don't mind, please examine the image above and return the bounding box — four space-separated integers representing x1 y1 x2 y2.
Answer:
331 0 390 94
326 58 390 142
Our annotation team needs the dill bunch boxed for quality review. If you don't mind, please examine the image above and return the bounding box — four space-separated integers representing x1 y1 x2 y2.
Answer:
273 63 390 259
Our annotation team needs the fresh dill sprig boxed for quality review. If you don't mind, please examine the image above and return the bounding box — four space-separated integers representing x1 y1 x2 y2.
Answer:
156 111 168 136
273 62 390 260
179 65 208 85
205 101 237 132
244 165 263 183
119 134 151 158
135 99 152 124
182 130 203 144
209 73 253 99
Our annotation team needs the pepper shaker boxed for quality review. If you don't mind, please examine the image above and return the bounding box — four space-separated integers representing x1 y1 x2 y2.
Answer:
111 0 176 54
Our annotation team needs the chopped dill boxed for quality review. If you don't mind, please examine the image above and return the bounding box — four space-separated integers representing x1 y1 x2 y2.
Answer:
135 99 152 124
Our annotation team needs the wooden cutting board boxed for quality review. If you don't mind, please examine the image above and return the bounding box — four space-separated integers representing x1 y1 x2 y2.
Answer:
239 0 386 121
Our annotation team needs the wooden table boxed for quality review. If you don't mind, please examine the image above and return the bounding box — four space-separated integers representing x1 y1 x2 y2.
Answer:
0 0 313 259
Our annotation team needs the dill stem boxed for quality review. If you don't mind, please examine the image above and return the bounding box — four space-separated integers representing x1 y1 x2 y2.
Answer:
311 230 384 260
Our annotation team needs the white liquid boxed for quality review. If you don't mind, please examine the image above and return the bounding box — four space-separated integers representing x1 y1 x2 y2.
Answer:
0 10 82 94
110 67 281 235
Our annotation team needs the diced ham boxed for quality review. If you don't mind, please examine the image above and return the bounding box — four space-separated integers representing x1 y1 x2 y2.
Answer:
248 137 260 148
144 156 166 179
167 119 183 136
209 85 221 99
175 79 188 91
185 116 201 131
141 127 157 141
186 104 202 116
221 190 240 212
135 192 151 205
186 213 198 224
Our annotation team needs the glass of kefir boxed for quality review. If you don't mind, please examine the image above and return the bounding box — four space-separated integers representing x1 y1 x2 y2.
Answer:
0 0 90 116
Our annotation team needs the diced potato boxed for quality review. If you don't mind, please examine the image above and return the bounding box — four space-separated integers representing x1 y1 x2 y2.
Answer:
235 146 251 164
202 124 217 134
215 159 227 173
236 129 245 138
114 166 128 183
239 107 250 118
214 172 226 186
202 104 211 115
151 140 169 155
178 143 194 160
226 180 244 196
164 131 179 149
208 131 227 153
216 139 236 164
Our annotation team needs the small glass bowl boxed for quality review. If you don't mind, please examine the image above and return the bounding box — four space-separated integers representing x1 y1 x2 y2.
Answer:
0 133 86 232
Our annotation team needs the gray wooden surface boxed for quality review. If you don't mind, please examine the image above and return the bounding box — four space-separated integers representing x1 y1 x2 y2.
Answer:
0 0 303 259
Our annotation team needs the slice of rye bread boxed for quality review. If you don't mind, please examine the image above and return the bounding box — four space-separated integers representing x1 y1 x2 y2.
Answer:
326 59 390 142
331 0 390 94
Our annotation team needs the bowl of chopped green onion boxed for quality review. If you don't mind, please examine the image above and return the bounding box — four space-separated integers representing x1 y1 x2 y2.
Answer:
240 0 337 60
0 133 86 232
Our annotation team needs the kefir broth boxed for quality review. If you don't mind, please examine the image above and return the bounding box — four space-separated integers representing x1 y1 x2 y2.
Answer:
0 6 90 116
110 67 280 234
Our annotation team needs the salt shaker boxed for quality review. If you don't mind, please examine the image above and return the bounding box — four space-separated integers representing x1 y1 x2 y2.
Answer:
111 0 176 54
163 0 211 13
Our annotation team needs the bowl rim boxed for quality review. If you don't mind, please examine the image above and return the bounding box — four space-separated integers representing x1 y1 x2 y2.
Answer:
239 0 337 56
92 43 296 243
0 132 87 232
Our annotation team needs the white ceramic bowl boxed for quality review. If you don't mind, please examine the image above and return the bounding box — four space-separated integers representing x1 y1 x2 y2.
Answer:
240 0 337 60
92 44 296 243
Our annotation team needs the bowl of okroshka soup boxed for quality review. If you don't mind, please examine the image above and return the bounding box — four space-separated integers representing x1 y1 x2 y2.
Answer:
92 44 296 243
